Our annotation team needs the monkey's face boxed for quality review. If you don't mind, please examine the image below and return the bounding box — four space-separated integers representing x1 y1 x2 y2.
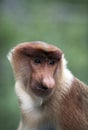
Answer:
9 42 62 98
29 54 60 98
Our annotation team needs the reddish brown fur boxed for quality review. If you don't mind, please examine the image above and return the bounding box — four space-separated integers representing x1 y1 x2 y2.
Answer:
59 78 88 130
8 41 88 130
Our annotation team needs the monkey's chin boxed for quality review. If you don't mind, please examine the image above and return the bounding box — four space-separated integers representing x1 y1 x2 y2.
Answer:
31 87 53 98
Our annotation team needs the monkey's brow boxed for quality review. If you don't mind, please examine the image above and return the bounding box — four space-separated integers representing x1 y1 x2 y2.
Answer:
47 52 62 60
20 47 61 60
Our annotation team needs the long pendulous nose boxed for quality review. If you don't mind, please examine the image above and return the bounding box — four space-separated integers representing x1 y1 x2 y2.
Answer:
31 76 55 97
42 76 55 90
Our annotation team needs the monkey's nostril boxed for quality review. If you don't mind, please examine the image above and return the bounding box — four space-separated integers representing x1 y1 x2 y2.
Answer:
37 85 48 91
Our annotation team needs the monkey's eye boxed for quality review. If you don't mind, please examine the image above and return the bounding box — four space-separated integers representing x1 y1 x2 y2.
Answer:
33 58 41 64
48 60 56 65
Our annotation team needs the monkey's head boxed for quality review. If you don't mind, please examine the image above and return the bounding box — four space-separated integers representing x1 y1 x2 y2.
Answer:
8 41 63 98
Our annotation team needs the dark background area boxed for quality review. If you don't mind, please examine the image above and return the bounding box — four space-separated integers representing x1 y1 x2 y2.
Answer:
0 0 88 130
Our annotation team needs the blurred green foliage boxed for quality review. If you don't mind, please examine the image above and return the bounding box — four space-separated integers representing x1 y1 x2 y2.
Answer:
0 0 88 130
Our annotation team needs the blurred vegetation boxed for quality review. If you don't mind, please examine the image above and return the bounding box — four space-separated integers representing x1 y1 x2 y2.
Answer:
0 0 88 130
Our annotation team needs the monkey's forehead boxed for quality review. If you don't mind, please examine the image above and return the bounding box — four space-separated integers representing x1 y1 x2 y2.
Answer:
13 41 62 53
7 41 63 63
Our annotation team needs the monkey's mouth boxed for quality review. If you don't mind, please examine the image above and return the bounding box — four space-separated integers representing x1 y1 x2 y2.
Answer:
31 84 53 97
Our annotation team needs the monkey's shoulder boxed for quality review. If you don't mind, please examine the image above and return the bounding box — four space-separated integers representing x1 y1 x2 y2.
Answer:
72 78 88 98
64 77 88 106
59 78 88 130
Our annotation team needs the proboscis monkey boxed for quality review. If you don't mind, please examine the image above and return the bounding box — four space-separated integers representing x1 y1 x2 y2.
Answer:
8 41 88 130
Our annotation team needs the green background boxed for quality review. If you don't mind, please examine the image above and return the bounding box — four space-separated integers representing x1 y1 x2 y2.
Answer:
0 0 88 130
